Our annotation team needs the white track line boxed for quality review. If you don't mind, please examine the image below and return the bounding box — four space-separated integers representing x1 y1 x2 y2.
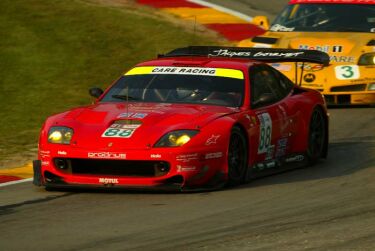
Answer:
0 178 33 187
188 0 253 22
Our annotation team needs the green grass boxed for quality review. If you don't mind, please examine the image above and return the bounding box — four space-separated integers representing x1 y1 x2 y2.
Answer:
0 0 218 166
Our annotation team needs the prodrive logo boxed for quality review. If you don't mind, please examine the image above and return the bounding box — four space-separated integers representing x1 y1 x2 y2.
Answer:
88 152 126 159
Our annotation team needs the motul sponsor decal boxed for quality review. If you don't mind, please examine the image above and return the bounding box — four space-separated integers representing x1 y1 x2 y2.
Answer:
88 152 126 159
99 178 119 184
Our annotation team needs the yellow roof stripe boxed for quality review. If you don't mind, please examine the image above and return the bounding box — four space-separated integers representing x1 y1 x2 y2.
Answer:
215 68 244 79
125 66 155 75
125 66 244 79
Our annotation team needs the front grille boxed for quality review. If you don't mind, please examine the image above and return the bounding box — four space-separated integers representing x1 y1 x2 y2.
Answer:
331 84 366 92
54 158 170 177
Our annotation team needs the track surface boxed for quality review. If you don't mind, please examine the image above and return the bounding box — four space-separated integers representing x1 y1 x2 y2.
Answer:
1 1 375 250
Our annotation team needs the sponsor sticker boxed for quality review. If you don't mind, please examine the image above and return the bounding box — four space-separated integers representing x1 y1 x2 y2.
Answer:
88 152 126 159
177 165 197 172
99 178 119 184
117 112 148 119
150 154 162 159
285 155 304 163
176 153 198 163
205 135 220 146
205 152 223 160
125 66 244 80
57 150 67 155
275 138 288 158
299 44 329 53
304 73 316 83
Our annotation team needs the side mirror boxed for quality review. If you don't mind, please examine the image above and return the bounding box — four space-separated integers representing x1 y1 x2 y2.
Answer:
252 16 270 30
89 87 104 98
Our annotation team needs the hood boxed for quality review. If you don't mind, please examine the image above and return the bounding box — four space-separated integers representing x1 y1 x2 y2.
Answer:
56 102 238 150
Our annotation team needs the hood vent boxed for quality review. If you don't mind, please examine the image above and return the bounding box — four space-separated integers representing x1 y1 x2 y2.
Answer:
367 40 375 46
251 36 278 44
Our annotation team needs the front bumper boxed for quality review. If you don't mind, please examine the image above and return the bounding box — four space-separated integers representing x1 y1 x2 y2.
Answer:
35 146 227 191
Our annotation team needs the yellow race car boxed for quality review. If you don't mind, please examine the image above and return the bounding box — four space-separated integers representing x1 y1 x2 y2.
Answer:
238 0 375 105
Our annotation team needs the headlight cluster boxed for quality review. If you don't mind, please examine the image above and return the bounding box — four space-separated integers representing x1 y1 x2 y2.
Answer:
48 127 73 144
358 53 375 65
154 130 198 147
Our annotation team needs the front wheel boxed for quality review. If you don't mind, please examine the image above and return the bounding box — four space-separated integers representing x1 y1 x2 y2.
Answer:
307 107 326 164
227 127 248 186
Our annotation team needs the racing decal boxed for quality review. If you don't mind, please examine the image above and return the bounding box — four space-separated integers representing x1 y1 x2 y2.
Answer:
99 178 119 184
275 138 288 158
299 45 329 53
265 145 275 160
257 113 272 154
150 154 162 159
335 65 360 80
125 66 244 80
208 49 304 59
298 63 324 72
205 152 223 160
57 150 67 155
88 152 126 159
303 73 316 83
40 150 50 158
176 153 198 163
270 24 295 32
102 122 141 138
332 46 343 53
177 165 197 172
41 161 50 166
285 155 304 163
205 135 220 146
330 56 355 63
118 112 148 119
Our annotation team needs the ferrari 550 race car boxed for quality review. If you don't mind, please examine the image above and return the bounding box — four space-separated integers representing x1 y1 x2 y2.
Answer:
238 0 375 105
33 46 329 191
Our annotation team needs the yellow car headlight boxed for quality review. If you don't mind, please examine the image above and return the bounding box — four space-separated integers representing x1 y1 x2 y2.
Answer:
155 130 199 147
48 127 74 144
358 53 375 65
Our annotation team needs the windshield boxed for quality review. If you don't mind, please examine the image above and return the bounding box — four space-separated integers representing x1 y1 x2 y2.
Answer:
271 4 375 32
101 67 245 107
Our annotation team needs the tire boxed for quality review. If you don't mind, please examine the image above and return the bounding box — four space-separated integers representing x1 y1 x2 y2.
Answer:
307 107 326 165
227 126 248 186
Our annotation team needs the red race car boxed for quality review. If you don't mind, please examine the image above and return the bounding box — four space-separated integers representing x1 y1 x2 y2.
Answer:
33 46 329 191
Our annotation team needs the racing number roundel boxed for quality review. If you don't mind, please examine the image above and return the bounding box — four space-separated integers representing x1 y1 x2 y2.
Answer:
258 113 272 154
335 65 360 80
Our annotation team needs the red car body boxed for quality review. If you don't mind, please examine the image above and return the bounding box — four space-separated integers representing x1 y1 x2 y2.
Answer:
33 47 329 191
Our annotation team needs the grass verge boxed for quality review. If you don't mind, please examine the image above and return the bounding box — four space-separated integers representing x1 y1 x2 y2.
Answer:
0 0 221 167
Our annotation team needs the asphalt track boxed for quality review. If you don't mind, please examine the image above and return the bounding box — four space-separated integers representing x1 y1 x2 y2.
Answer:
1 1 375 250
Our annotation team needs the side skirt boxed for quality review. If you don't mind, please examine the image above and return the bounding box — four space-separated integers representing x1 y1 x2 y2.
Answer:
245 153 308 181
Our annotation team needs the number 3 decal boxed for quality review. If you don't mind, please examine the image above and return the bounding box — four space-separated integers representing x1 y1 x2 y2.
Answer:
258 113 272 154
335 65 360 80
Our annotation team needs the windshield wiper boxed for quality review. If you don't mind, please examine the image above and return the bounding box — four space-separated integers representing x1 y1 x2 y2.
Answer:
112 94 139 101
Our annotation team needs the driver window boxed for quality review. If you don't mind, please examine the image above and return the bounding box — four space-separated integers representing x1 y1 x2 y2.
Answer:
250 65 282 108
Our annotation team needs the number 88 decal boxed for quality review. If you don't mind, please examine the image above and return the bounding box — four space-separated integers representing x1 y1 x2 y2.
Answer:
258 113 272 154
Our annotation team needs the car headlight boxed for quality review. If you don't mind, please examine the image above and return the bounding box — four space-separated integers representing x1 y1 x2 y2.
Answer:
154 130 199 147
48 127 73 144
368 83 375 91
358 53 375 65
